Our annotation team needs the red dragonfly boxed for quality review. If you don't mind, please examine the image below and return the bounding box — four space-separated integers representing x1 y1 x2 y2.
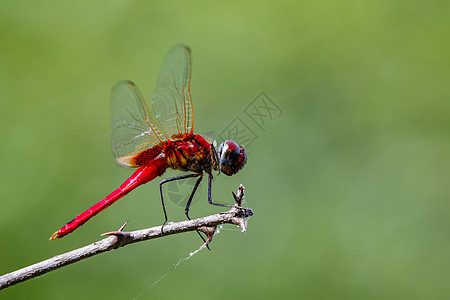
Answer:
50 44 246 240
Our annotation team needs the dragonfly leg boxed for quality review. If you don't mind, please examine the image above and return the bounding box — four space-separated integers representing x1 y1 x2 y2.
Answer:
210 142 220 175
183 174 211 250
159 173 209 248
207 173 234 208
185 174 203 220
159 173 200 234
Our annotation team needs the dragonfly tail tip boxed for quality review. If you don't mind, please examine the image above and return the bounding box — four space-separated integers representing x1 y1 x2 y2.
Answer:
49 232 59 240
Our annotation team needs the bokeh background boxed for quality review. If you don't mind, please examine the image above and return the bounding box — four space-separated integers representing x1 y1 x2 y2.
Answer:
1 1 449 299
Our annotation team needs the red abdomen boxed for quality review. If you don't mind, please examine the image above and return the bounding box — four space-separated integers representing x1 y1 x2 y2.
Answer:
50 157 167 239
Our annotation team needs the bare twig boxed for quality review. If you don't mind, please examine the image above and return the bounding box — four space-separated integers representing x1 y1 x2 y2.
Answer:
0 185 252 290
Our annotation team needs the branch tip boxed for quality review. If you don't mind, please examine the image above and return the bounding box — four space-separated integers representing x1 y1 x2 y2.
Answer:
118 221 129 232
232 184 245 206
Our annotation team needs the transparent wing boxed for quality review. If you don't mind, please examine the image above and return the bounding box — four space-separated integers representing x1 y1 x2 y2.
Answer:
110 80 166 168
151 44 194 139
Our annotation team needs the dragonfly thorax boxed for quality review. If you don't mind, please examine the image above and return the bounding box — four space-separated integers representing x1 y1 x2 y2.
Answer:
165 134 214 174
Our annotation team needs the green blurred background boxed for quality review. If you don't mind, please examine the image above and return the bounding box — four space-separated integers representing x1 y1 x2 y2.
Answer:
1 1 449 299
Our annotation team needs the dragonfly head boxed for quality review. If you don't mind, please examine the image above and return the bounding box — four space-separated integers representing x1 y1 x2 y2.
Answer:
217 140 247 176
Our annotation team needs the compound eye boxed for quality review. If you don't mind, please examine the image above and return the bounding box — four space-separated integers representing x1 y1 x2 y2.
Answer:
219 140 246 176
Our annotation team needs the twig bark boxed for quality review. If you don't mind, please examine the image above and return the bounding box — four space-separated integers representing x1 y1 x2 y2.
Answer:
0 185 252 290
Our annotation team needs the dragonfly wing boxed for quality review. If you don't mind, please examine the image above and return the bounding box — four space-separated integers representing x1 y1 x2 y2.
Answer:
110 80 165 168
151 44 194 139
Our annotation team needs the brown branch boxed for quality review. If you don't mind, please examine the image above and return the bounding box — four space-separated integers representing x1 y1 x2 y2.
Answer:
0 185 252 290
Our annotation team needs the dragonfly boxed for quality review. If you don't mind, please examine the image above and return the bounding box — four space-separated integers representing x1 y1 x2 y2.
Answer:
50 44 246 240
